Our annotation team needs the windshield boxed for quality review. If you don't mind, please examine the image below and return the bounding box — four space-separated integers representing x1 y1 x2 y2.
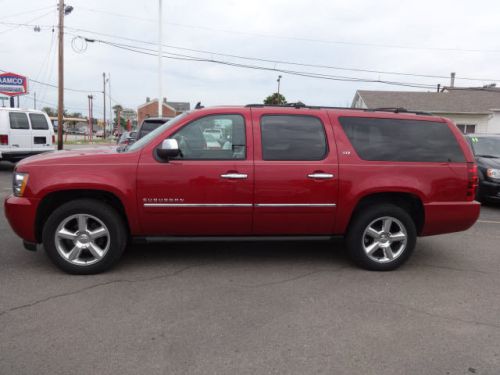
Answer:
470 136 500 158
125 112 190 152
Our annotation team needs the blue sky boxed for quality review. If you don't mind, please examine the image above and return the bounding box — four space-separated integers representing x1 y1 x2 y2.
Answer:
2 0 500 117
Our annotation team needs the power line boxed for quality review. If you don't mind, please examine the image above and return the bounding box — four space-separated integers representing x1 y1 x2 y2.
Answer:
77 35 437 89
0 5 55 21
75 5 500 54
0 10 54 35
65 26 500 84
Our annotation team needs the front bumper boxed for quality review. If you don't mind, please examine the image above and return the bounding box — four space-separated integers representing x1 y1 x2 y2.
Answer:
479 180 500 201
421 201 481 236
4 195 39 243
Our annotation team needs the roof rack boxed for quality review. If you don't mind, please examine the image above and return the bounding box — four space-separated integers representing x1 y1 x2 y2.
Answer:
367 107 434 116
245 103 434 116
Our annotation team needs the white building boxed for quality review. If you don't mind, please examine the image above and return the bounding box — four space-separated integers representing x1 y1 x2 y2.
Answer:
352 87 500 134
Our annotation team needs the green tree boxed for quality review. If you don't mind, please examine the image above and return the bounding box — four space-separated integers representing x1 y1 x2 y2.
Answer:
264 93 287 105
41 107 56 116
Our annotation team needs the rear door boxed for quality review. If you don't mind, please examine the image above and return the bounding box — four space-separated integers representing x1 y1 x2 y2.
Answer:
8 112 32 152
28 112 53 151
251 109 339 235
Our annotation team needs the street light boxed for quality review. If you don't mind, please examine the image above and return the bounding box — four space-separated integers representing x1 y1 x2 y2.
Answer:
57 2 73 150
277 75 282 95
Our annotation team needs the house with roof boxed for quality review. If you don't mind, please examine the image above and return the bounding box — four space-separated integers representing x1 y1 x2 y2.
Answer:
137 98 191 125
352 87 500 134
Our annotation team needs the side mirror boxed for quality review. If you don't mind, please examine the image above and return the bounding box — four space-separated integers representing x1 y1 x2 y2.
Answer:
157 138 180 160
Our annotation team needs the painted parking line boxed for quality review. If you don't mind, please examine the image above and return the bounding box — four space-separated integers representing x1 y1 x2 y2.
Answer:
477 220 500 224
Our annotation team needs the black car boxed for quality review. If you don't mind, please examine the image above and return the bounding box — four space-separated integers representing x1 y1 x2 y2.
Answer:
465 134 500 203
136 117 170 141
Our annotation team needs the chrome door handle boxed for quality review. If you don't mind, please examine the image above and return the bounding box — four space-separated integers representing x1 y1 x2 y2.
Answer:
221 173 248 179
308 173 334 179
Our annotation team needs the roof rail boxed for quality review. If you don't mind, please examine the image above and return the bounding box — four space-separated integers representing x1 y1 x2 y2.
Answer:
367 107 434 116
245 104 434 116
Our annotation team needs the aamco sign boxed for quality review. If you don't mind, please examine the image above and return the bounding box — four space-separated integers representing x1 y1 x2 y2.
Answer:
0 72 28 97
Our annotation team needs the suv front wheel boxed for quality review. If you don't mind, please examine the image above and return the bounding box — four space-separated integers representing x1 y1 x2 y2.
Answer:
42 199 127 274
346 204 417 271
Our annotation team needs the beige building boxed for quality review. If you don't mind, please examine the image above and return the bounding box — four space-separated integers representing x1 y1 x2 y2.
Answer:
352 87 500 134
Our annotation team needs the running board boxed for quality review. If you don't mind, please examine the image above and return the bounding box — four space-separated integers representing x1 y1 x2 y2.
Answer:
134 235 340 243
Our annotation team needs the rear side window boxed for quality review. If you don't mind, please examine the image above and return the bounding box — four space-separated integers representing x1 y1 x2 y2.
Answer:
339 117 465 162
260 115 327 161
29 113 49 130
9 112 30 130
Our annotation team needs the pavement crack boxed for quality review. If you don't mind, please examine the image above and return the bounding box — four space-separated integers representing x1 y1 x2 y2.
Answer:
238 267 345 288
365 299 500 330
0 262 209 318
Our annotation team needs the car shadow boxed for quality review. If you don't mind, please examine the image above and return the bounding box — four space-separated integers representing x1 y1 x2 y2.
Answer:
119 239 350 269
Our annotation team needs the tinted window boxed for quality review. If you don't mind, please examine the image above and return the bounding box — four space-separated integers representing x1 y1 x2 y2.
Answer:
170 114 246 160
339 117 465 162
260 115 327 161
469 136 500 158
9 112 30 129
29 113 49 130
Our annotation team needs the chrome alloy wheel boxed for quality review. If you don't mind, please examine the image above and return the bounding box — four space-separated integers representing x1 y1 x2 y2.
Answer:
362 216 408 263
54 214 110 266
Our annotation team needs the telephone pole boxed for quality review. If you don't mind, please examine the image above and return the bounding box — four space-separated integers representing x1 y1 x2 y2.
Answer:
158 0 163 117
57 1 73 150
102 72 106 139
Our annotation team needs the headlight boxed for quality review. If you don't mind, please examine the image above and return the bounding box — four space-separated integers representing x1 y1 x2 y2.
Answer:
487 168 500 180
13 172 29 197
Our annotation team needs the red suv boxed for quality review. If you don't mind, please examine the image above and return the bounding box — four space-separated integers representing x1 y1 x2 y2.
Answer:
4 104 480 274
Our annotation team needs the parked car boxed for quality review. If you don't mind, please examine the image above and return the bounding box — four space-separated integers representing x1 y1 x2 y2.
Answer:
5 104 480 274
136 117 170 141
95 130 104 138
116 131 137 151
465 134 500 203
0 108 55 162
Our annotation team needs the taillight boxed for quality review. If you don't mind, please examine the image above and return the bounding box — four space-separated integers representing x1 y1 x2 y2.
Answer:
52 135 55 144
0 134 8 145
466 162 478 201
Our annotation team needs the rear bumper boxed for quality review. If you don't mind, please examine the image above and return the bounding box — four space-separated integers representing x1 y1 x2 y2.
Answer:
0 150 52 162
4 195 39 243
421 201 481 236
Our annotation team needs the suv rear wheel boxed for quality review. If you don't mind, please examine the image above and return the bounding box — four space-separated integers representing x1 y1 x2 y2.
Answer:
346 204 416 271
42 199 127 274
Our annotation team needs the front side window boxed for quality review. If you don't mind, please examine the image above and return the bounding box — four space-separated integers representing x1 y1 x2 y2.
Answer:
339 117 465 162
29 113 49 130
9 112 30 130
170 114 246 160
260 115 327 161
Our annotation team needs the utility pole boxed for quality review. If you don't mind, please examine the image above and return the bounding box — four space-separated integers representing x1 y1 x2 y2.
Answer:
57 2 73 150
158 0 163 117
277 75 282 95
57 1 64 150
108 73 112 136
88 94 93 142
102 72 106 139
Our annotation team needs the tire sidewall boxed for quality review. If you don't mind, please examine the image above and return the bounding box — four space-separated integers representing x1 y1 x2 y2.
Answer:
346 204 417 271
42 199 126 274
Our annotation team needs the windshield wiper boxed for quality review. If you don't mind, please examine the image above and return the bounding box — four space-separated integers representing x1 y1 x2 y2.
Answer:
476 154 500 158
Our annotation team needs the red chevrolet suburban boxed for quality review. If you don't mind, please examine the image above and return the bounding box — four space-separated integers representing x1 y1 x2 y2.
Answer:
4 104 480 274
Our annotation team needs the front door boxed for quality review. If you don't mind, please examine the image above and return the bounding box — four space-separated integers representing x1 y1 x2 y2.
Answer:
137 112 254 236
251 109 339 235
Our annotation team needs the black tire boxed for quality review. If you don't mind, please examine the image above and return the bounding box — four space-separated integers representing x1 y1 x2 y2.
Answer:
42 199 127 274
346 204 416 271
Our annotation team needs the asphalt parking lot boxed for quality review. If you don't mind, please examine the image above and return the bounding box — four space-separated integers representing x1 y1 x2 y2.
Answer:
1 160 500 375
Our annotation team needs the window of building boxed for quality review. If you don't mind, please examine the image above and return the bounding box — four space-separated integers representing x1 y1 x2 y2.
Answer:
260 115 327 161
170 114 246 160
339 117 465 162
456 124 476 134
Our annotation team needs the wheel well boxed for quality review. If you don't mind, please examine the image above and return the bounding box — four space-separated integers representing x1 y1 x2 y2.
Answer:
35 190 130 243
350 192 425 235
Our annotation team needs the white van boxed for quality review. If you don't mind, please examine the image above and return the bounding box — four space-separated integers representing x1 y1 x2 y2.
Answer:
0 108 55 162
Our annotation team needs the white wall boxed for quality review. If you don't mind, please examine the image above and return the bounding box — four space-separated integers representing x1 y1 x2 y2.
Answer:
433 113 490 134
